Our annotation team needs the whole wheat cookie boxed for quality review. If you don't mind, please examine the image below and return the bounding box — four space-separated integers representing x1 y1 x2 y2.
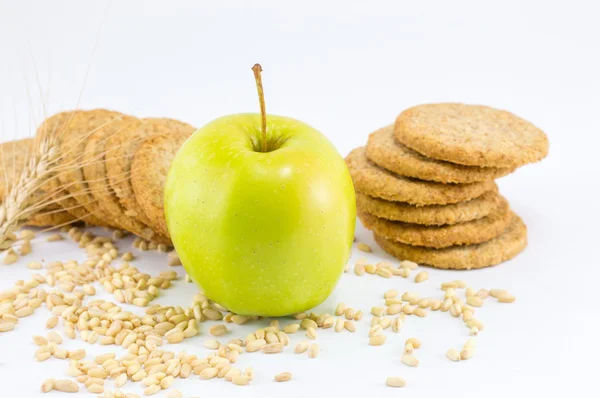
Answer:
131 131 192 238
366 125 513 183
0 138 76 227
56 109 125 228
105 117 195 230
356 189 500 226
36 111 116 226
345 147 495 205
394 103 549 168
82 117 170 244
374 213 527 269
358 196 511 248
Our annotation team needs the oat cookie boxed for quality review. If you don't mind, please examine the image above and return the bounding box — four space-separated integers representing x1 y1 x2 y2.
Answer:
356 189 500 226
374 213 527 269
82 117 170 244
105 117 195 229
36 111 117 226
359 196 511 248
394 103 549 168
131 131 192 237
345 147 495 205
366 125 513 183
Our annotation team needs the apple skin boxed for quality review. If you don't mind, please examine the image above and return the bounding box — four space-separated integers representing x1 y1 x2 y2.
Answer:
164 113 355 316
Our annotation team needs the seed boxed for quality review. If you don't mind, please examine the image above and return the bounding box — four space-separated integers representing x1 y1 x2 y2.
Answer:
15 306 34 318
469 327 479 336
400 260 418 270
277 331 290 345
406 337 421 349
369 335 386 346
334 303 346 316
283 323 300 334
354 263 366 276
308 343 319 358
466 319 484 331
356 242 372 252
343 320 356 332
262 342 284 354
54 379 79 393
379 317 392 329
4 251 18 265
344 307 355 320
166 331 185 344
489 288 509 298
401 354 419 367
414 308 427 317
414 271 429 283
199 367 219 380
246 338 267 352
27 261 42 270
266 331 278 344
376 268 392 278
300 319 317 330
306 327 317 340
392 317 402 333
41 378 55 393
386 376 406 388
353 310 363 321
115 373 128 388
371 306 385 316
232 374 251 386
33 335 48 346
460 347 474 360
144 384 161 396
87 384 104 394
204 340 221 349
293 340 310 354
364 264 376 274
167 389 183 398
466 296 484 307
384 289 398 299
446 348 461 362
274 372 292 382
0 322 15 332
47 331 62 344
47 233 64 242
404 343 414 354
386 304 403 315
160 375 174 389
465 287 476 297
497 293 516 303
209 324 228 336
465 339 477 349
334 318 344 333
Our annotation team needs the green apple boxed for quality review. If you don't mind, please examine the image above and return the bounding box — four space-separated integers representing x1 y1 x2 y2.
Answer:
164 66 355 316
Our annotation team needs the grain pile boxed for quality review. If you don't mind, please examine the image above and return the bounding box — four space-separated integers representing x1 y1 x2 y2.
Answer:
346 103 548 269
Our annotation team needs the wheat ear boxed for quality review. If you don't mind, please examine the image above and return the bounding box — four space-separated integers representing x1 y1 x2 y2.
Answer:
0 133 60 248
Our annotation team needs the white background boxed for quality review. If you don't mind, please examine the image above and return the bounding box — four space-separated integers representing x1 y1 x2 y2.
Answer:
1 0 599 397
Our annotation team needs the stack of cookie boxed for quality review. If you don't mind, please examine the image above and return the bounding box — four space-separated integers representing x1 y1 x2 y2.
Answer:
346 103 548 270
0 110 195 245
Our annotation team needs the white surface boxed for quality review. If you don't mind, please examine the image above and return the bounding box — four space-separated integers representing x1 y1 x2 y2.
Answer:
0 0 599 396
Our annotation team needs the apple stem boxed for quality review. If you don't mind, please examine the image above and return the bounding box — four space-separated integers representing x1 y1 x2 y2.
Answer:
252 63 268 152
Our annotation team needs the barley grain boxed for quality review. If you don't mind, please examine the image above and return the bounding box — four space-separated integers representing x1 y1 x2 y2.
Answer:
446 348 461 362
401 354 419 367
356 242 372 252
386 376 406 388
274 372 292 382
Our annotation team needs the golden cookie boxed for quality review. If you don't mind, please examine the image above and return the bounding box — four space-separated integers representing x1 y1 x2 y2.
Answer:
356 189 500 226
374 213 527 269
36 111 117 226
131 131 192 237
345 147 495 205
359 196 511 248
105 117 195 230
394 103 549 168
82 117 171 244
366 125 513 183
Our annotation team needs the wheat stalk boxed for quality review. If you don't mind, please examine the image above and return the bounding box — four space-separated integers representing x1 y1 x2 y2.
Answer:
0 133 61 248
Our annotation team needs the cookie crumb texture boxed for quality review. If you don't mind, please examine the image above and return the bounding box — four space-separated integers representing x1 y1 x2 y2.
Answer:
394 103 549 168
